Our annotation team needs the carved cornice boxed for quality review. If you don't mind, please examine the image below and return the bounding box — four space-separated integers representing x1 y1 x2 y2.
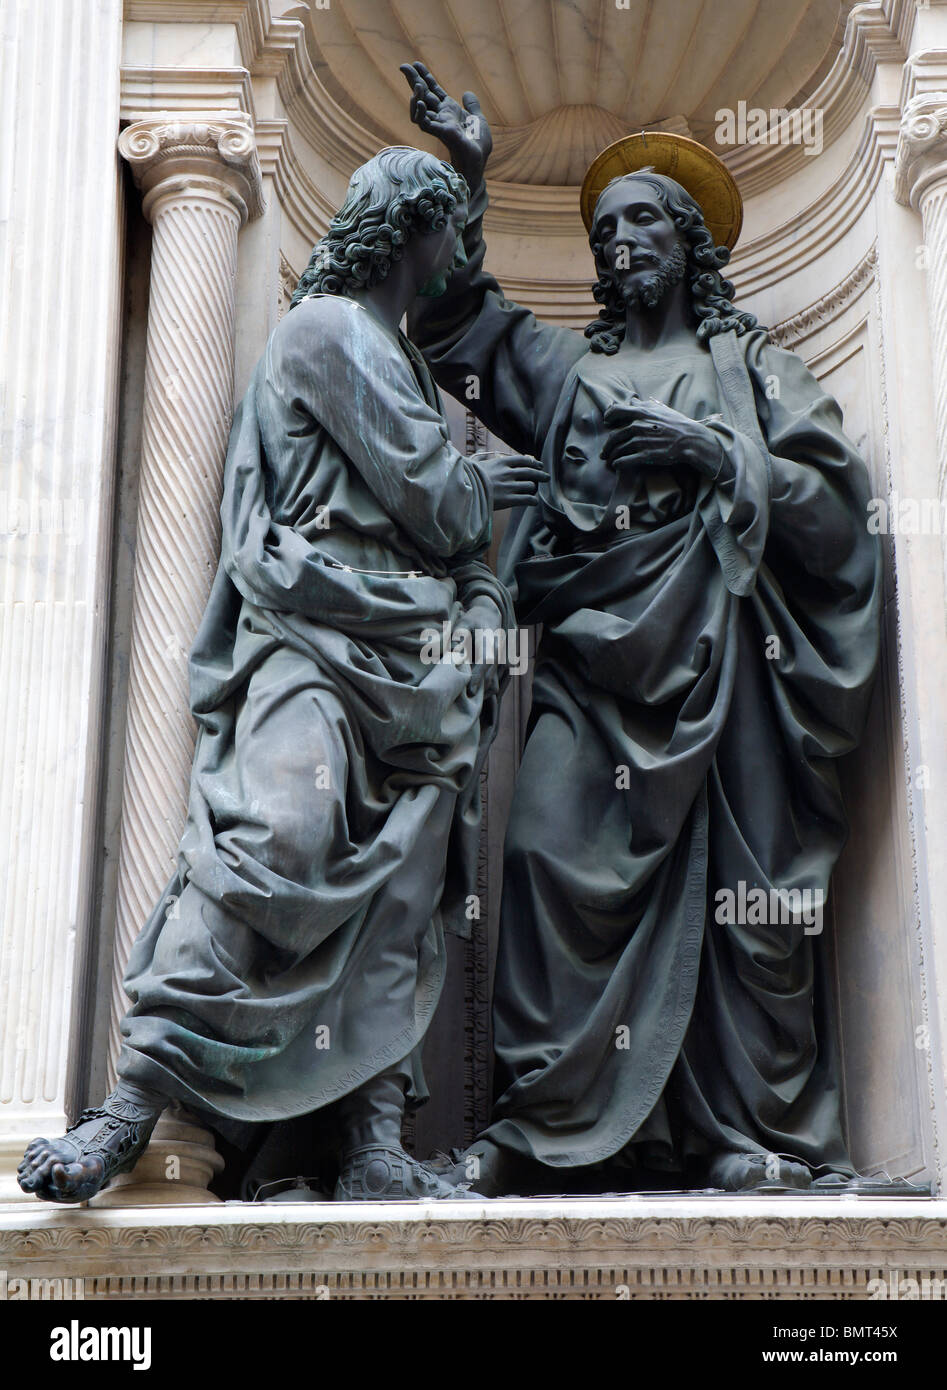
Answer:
2 1204 945 1299
5 1213 947 1259
899 47 947 106
895 93 947 210
120 67 255 124
115 0 921 299
123 0 307 80
118 112 265 223
770 247 879 349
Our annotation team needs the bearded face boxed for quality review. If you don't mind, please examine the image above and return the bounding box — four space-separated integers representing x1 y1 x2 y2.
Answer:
590 178 691 320
615 241 688 311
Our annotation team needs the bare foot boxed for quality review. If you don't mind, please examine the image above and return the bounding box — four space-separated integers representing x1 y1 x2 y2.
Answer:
17 1086 164 1203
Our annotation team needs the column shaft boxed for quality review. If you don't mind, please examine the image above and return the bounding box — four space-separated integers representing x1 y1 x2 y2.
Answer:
895 92 947 506
96 118 262 1202
109 117 263 1089
108 183 240 1079
0 0 124 1202
917 179 947 498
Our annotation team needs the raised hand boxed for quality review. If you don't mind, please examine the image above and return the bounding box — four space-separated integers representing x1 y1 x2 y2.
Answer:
399 60 492 184
601 399 726 478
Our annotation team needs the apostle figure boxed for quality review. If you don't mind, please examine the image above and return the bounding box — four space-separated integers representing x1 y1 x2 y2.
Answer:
18 146 544 1204
402 62 919 1195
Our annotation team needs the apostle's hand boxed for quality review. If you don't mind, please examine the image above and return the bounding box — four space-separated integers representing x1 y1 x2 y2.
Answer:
400 60 493 186
469 450 546 510
602 399 727 479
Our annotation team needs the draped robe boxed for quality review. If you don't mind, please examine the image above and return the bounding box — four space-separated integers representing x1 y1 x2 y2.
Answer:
118 292 513 1123
409 178 882 1175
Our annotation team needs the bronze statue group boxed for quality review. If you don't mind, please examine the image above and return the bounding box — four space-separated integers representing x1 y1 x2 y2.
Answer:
18 62 922 1204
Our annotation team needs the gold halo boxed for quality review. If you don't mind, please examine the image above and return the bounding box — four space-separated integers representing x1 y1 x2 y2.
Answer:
580 132 743 250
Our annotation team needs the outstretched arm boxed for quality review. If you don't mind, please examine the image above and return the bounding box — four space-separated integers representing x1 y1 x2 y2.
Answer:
400 62 585 458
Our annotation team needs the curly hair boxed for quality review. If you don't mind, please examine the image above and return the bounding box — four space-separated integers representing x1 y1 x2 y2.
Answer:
585 169 760 353
290 146 468 307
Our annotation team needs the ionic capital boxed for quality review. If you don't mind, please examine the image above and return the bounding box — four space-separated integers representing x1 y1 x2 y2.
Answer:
895 93 947 211
118 111 264 225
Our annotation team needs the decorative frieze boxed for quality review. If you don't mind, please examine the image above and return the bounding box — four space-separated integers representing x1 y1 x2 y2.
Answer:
769 247 878 349
1 1201 944 1300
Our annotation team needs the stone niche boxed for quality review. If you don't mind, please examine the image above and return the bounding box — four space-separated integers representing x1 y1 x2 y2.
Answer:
3 0 947 1301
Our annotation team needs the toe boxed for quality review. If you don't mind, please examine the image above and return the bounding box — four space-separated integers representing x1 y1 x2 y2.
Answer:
52 1157 105 1202
52 1161 87 1193
50 1162 82 1199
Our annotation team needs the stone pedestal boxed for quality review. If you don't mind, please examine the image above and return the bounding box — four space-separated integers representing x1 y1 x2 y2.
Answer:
90 1112 224 1207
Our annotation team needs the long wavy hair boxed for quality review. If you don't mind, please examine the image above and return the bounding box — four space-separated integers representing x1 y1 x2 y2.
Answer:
290 146 468 306
585 169 760 352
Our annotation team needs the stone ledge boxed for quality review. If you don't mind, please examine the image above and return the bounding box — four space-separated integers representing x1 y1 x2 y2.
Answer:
1 1198 946 1300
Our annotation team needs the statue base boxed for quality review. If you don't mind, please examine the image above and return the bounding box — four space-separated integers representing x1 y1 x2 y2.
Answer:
1 1195 943 1299
89 1111 224 1207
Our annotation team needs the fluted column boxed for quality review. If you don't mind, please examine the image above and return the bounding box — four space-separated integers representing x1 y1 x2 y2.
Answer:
0 0 125 1203
98 115 261 1201
895 93 947 509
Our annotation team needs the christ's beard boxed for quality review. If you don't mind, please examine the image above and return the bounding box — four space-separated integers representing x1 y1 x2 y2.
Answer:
618 242 688 311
